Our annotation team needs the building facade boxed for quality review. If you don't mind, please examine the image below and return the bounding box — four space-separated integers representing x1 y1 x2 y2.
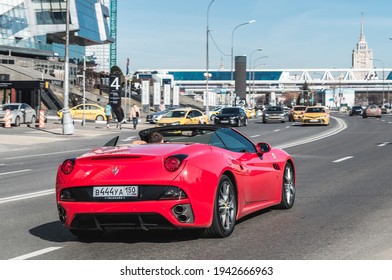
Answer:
0 0 113 110
85 0 113 73
0 0 113 61
352 14 373 79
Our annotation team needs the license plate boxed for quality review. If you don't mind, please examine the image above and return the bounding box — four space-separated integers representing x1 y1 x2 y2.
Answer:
310 119 320 123
93 186 138 199
220 120 229 123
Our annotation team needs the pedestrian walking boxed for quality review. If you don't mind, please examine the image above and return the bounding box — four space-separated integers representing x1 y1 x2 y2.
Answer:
130 104 141 130
104 103 112 128
159 101 165 111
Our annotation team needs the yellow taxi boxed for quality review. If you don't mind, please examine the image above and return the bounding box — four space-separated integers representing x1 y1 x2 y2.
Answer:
57 103 107 121
156 108 209 127
245 108 256 118
289 105 307 121
301 106 329 126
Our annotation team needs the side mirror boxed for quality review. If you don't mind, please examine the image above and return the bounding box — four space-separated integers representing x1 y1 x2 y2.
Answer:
256 142 271 154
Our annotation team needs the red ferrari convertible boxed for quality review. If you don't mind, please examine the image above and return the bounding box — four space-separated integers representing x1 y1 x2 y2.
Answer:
56 125 296 238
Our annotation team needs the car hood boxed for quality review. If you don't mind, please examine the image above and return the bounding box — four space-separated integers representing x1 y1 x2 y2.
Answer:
303 112 327 117
57 144 198 186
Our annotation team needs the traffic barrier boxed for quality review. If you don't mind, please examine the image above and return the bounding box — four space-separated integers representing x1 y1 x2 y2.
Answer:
4 109 11 128
39 110 45 128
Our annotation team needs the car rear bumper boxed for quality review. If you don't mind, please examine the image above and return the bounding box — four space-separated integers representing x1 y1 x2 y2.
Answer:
57 199 210 230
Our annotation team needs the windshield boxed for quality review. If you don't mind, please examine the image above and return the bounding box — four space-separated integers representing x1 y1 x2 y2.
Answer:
265 106 283 112
306 107 325 113
221 108 240 114
164 110 186 118
2 104 19 111
293 106 306 111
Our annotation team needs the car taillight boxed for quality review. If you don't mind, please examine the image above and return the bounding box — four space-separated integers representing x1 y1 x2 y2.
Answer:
61 159 75 174
164 154 188 172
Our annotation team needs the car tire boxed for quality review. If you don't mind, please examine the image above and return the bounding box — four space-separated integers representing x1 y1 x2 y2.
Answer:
277 162 296 209
70 229 103 239
203 175 237 238
14 116 20 127
96 115 104 121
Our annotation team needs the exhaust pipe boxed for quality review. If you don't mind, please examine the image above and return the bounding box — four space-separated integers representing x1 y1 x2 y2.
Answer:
58 205 66 224
172 204 194 223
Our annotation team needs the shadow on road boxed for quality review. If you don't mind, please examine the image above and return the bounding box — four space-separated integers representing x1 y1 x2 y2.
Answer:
29 220 201 244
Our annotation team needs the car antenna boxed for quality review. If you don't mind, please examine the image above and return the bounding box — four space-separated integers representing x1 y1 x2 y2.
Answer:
104 136 119 147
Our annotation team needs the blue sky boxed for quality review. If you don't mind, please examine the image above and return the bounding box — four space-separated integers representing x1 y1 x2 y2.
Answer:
116 0 392 73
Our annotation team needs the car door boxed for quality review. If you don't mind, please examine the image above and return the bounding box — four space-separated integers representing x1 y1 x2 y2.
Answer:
20 103 30 123
25 104 35 122
188 110 202 124
213 128 278 203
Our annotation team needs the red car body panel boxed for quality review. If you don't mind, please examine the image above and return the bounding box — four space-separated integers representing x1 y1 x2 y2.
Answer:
56 127 295 233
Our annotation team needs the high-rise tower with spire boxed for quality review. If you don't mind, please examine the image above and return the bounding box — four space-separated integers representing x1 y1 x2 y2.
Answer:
352 13 373 77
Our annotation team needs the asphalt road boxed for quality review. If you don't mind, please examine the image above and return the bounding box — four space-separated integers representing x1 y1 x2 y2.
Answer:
1 113 391 260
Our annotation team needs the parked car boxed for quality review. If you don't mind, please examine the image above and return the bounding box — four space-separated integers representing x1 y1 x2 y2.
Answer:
156 108 208 127
362 105 381 118
0 103 36 126
288 105 307 121
57 103 107 121
56 124 296 238
348 105 363 116
146 108 175 124
262 106 288 123
301 106 330 126
214 107 248 127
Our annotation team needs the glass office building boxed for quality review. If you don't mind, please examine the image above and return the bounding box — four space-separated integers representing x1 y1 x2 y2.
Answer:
0 0 113 61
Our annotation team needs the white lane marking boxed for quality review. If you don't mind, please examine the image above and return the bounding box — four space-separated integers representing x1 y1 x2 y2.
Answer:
273 129 280 132
333 156 354 163
4 148 89 160
9 247 62 260
250 135 260 138
279 117 347 149
0 189 55 204
378 142 390 147
0 163 5 166
0 169 31 176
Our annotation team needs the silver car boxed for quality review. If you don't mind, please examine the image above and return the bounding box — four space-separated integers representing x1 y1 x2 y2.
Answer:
0 103 37 126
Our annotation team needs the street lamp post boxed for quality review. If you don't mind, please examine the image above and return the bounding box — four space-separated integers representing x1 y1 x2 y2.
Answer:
205 0 215 119
371 58 385 105
252 56 268 95
248 48 262 103
252 62 266 95
62 0 74 134
230 19 256 105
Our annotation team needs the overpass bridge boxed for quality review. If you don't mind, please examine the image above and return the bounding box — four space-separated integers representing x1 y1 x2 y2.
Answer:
157 68 392 95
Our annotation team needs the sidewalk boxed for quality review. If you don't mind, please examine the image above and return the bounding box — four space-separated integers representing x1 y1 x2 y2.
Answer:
0 118 154 148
